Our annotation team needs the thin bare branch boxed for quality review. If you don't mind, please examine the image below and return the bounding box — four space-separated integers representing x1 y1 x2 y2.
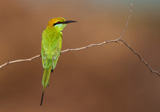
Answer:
61 39 119 53
0 3 159 76
0 55 41 69
118 3 133 40
0 39 120 70
120 40 160 76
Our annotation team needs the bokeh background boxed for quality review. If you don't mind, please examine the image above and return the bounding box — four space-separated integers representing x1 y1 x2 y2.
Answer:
0 0 160 112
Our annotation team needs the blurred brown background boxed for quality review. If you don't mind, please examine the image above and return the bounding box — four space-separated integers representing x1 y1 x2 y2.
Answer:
0 0 160 112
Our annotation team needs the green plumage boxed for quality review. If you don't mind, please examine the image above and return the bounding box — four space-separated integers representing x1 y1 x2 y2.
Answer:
41 27 62 89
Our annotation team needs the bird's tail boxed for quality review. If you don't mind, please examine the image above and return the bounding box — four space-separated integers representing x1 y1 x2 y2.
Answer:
40 66 52 106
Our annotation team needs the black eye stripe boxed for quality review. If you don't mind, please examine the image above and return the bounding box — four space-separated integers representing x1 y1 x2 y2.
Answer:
53 21 63 26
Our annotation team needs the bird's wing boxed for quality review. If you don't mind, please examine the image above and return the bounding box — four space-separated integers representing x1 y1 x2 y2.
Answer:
41 30 62 69
52 37 62 70
41 30 55 69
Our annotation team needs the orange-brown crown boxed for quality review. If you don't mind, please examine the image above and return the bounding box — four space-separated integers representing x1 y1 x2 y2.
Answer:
47 17 66 27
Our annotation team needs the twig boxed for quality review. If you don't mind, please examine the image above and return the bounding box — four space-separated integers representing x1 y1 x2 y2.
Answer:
118 3 133 40
0 55 41 70
120 40 160 76
0 39 119 70
61 39 120 53
0 3 159 76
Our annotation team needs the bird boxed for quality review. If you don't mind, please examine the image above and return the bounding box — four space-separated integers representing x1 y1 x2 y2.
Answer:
40 17 77 106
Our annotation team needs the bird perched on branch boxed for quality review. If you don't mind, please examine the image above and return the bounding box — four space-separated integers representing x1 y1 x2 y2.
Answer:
40 17 77 106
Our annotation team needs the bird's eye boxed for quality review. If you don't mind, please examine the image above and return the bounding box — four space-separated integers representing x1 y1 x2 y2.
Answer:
53 21 62 26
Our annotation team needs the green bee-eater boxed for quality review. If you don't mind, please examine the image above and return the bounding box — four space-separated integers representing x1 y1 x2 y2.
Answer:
40 17 76 106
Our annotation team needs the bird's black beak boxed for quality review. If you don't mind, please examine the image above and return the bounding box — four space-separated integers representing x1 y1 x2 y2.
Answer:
63 20 77 24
